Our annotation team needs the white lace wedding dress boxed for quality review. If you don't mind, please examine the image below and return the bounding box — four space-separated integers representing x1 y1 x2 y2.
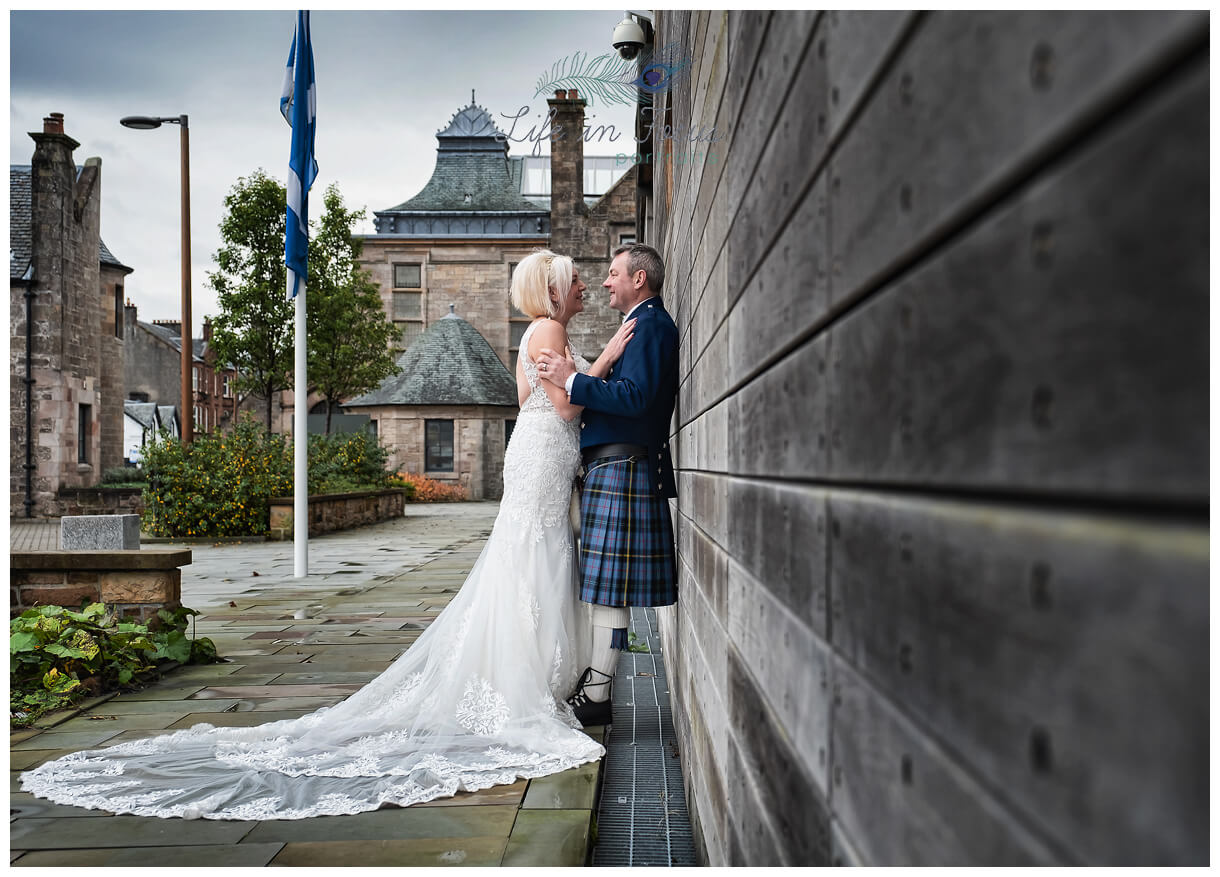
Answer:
20 323 601 820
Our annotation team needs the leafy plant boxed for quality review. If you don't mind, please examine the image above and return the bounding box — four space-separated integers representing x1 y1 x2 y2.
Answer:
627 631 651 653
391 472 466 502
101 465 146 485
140 416 293 538
308 430 395 495
10 603 219 728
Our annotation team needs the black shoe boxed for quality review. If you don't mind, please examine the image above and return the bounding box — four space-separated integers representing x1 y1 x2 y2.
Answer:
567 667 614 727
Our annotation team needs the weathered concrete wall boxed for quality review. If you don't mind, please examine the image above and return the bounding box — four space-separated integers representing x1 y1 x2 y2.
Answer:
651 10 1208 867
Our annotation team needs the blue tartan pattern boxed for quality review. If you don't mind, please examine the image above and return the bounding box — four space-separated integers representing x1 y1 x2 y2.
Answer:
578 455 677 607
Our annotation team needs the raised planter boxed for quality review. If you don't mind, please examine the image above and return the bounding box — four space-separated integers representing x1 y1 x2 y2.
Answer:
10 549 191 623
54 486 145 518
268 488 407 540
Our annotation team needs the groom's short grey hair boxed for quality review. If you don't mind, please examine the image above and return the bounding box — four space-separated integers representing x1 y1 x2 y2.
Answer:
614 243 665 296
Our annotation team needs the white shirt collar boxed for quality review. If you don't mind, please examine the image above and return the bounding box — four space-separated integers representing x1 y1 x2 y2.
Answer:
623 296 659 322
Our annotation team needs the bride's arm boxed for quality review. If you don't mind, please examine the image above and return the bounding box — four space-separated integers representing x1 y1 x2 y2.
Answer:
527 321 583 421
586 319 636 379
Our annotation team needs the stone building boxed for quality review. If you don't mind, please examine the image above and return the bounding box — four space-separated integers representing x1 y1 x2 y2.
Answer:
10 113 133 517
344 307 517 500
645 10 1208 867
355 92 637 384
122 305 237 436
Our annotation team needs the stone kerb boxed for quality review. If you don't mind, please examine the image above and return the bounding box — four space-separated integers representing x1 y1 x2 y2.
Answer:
11 549 191 623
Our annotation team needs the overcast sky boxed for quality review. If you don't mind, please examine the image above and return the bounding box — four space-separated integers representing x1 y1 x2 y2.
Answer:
10 9 640 329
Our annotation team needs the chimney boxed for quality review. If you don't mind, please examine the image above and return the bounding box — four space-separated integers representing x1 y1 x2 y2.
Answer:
546 88 587 254
43 112 65 134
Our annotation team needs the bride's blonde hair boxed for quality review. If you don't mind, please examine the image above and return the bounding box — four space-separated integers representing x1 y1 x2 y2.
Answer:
510 249 574 319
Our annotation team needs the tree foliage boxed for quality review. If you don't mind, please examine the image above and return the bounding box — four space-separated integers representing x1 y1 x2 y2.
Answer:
206 173 399 435
207 170 294 434
307 185 401 433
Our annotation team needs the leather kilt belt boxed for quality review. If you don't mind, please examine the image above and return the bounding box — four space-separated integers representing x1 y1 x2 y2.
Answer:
581 443 647 466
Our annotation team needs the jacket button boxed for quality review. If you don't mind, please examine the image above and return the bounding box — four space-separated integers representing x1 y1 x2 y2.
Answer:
580 423 586 429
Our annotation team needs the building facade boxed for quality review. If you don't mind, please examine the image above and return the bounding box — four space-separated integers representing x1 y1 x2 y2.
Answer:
123 306 237 437
10 113 133 516
344 309 518 500
328 92 639 476
647 10 1208 867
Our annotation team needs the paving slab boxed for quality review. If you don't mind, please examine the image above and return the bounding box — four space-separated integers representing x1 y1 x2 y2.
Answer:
166 710 315 729
414 780 528 808
13 843 286 867
11 729 125 751
240 805 518 844
188 683 364 700
501 809 592 867
11 815 257 849
521 759 600 810
268 836 507 867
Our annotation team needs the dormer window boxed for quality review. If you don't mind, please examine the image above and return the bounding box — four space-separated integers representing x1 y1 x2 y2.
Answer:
463 193 472 205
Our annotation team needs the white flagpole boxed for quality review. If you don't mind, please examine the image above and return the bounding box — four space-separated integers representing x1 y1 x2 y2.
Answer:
294 270 308 577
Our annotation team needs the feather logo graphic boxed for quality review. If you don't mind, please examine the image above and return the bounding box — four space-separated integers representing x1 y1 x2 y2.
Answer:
534 42 691 106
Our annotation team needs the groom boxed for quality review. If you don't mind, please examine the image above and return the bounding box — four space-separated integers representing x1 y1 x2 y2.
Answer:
537 243 679 726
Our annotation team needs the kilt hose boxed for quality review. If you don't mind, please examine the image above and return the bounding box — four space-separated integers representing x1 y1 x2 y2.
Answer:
578 454 678 608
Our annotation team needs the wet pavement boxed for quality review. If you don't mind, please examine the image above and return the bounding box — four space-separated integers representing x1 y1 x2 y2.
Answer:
9 503 606 867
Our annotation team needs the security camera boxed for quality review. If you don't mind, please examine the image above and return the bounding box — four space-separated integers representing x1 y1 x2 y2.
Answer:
612 14 648 60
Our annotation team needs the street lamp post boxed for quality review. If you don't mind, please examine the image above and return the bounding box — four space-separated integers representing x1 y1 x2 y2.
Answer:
120 114 193 446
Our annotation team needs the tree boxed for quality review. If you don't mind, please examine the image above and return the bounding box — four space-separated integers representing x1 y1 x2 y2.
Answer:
307 184 401 434
207 171 294 435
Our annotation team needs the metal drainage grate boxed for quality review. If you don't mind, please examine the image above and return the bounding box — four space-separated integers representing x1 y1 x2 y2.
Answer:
593 606 697 867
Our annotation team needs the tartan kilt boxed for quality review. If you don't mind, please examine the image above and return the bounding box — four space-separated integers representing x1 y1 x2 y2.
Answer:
578 454 677 607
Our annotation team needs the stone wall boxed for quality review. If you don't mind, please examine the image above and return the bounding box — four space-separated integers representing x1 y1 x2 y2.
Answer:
363 402 513 500
55 487 144 518
651 10 1208 867
268 488 407 540
10 115 122 517
122 303 182 412
11 549 189 623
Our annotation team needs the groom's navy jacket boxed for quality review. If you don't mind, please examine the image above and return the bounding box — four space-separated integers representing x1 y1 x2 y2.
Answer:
571 297 679 498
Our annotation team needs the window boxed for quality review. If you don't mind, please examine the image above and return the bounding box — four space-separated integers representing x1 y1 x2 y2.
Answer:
507 261 532 375
425 419 454 472
77 404 91 464
392 262 424 352
222 374 232 398
192 367 200 392
619 233 636 247
505 419 515 447
114 285 124 339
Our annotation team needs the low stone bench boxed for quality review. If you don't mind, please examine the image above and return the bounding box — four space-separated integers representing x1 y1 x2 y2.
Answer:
10 550 191 623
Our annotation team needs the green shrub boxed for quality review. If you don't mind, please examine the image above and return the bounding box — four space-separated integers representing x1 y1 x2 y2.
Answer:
10 603 219 728
141 418 399 537
101 464 146 486
308 429 394 495
140 418 292 537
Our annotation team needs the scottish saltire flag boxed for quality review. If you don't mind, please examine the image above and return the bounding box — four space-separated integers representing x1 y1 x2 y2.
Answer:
281 10 317 300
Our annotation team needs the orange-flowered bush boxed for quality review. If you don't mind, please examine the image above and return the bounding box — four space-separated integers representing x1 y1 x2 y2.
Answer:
390 472 468 502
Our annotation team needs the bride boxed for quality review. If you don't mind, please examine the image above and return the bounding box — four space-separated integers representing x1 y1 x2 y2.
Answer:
20 249 636 820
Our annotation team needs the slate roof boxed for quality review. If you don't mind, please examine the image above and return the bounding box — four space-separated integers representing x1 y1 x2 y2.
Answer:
377 100 547 216
344 309 516 408
139 320 206 364
10 165 131 279
124 401 160 430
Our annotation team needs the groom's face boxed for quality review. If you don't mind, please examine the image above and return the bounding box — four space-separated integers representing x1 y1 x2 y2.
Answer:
604 252 638 314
